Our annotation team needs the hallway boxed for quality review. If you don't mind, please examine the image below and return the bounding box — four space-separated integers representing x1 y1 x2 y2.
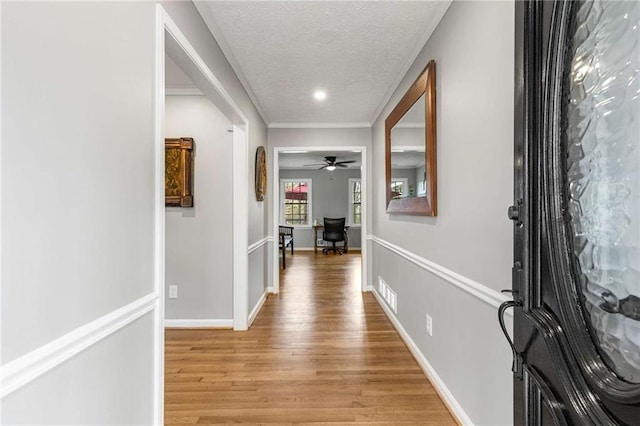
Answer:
165 252 455 424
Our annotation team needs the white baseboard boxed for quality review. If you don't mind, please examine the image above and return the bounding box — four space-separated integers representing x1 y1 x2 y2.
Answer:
164 319 232 328
372 290 473 426
248 291 268 327
267 286 277 294
286 247 362 252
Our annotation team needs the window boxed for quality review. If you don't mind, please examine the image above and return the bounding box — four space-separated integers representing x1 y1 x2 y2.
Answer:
390 178 409 199
348 178 362 226
280 179 312 226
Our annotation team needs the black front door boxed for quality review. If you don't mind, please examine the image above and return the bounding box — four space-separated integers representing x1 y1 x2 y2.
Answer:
502 1 640 424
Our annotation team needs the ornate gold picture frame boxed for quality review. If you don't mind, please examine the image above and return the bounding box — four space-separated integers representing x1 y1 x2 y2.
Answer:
165 137 194 207
255 146 267 201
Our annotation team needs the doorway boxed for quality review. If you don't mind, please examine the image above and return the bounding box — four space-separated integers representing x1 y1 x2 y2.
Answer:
157 5 250 328
271 146 369 294
155 5 250 421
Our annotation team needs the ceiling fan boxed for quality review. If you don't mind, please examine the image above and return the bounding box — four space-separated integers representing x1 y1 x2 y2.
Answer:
304 156 356 171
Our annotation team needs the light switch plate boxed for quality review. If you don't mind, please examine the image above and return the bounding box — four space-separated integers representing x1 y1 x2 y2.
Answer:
169 285 178 299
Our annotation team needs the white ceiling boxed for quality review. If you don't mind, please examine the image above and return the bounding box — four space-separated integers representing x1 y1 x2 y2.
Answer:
195 1 451 126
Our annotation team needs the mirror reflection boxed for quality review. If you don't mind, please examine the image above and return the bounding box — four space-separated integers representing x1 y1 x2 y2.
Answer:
385 60 435 215
390 94 425 200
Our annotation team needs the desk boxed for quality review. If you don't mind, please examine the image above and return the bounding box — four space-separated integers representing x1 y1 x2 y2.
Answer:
313 224 349 254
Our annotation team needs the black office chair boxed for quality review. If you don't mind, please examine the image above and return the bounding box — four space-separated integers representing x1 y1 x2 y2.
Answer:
322 217 347 255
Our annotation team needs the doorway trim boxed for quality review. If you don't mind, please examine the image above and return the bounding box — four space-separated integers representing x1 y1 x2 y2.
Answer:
271 146 369 294
155 5 250 422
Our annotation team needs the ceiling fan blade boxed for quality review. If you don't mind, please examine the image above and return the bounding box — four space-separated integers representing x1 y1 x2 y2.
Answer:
317 165 328 170
336 164 349 168
335 160 356 165
303 163 328 167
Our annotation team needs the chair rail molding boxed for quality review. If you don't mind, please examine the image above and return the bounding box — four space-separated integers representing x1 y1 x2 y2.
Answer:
368 235 511 312
248 236 272 255
0 292 158 399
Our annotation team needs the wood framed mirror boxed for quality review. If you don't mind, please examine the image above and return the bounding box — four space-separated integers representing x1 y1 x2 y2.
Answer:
385 60 436 216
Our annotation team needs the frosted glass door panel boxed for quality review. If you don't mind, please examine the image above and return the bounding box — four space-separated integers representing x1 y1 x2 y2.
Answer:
566 0 640 383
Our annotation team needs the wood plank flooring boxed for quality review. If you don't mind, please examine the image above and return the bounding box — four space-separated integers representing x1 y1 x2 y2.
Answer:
165 251 456 425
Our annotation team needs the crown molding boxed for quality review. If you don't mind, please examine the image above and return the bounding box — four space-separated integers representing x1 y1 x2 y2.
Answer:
165 87 204 96
193 1 271 126
369 1 452 125
269 122 371 129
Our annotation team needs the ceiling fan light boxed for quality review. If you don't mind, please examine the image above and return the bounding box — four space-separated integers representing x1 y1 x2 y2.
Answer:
326 165 336 171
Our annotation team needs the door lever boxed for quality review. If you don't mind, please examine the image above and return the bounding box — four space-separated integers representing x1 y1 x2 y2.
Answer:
499 298 523 379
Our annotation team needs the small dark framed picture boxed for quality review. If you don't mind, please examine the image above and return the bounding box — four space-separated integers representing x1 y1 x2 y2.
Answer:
255 146 267 201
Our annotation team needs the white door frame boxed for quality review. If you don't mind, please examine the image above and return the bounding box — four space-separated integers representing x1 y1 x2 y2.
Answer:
271 146 369 294
155 5 250 422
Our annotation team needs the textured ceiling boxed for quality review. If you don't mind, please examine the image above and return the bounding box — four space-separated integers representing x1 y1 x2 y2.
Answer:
195 1 451 125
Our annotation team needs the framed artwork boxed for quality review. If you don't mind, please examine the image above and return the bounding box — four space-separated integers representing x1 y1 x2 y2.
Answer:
165 137 194 207
255 146 267 201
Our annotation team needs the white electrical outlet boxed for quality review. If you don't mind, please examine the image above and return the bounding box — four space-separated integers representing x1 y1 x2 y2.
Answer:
426 314 433 336
169 285 178 299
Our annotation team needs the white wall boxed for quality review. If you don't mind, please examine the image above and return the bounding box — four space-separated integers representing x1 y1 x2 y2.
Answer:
1 2 157 423
268 127 371 232
164 96 233 322
370 1 515 425
2 315 154 424
268 127 371 151
161 1 269 318
1 1 274 421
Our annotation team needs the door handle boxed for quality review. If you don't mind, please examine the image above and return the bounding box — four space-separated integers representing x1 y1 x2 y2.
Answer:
499 299 523 379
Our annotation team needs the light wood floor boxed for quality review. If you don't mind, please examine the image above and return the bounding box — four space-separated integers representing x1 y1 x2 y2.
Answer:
165 251 456 425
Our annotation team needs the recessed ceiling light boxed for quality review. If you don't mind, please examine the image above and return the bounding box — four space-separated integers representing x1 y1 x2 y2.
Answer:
282 150 310 154
314 90 327 101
